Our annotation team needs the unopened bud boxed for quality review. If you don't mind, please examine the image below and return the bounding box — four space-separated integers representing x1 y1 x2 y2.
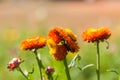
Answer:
45 66 55 74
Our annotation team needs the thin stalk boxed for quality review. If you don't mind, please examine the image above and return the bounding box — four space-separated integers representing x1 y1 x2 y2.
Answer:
63 57 71 80
96 41 100 80
47 74 53 80
17 66 28 80
51 76 53 80
34 50 42 80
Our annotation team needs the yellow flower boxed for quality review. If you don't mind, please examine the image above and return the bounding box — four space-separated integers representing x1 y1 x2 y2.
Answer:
82 27 111 42
21 36 46 50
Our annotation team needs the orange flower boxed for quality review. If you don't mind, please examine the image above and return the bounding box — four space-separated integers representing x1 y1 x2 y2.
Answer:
48 27 80 53
82 27 111 42
21 36 46 50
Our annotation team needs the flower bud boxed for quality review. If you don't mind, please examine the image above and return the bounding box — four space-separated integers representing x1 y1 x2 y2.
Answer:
7 57 21 71
45 66 55 74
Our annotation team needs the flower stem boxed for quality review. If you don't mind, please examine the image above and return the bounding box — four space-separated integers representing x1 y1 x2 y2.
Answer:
47 74 53 80
17 66 28 80
63 57 71 80
96 41 100 80
34 50 43 80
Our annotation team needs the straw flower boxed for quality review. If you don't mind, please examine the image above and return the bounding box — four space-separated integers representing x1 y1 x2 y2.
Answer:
48 27 79 53
7 58 21 71
21 36 46 50
47 27 80 60
82 27 111 42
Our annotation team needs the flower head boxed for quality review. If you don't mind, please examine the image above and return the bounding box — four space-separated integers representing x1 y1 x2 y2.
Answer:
82 27 111 42
48 27 79 53
7 57 21 71
47 27 80 60
45 66 55 74
21 36 46 50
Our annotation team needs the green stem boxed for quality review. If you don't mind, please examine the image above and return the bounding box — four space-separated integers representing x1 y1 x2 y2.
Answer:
96 41 100 80
34 50 43 80
51 76 53 80
17 66 28 80
47 74 53 80
63 57 71 80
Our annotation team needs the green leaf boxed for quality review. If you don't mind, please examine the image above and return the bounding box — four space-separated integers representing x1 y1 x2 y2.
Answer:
27 65 35 79
28 65 34 74
76 66 82 71
107 69 119 75
68 54 81 68
81 64 95 71
75 54 81 64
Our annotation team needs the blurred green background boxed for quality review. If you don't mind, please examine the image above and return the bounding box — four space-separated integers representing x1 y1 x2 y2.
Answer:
0 0 120 80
